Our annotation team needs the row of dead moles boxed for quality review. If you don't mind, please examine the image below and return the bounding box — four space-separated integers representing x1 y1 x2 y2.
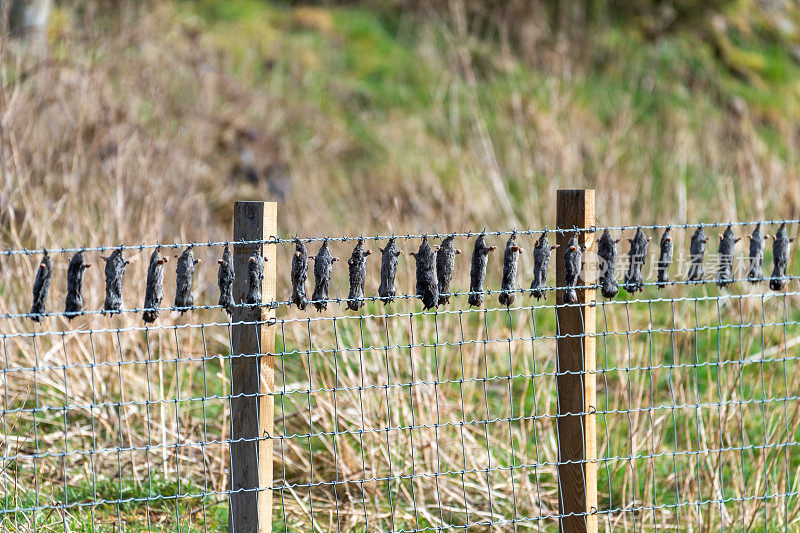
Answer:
26 246 204 322
293 222 796 310
291 234 518 312
20 223 796 321
596 222 794 299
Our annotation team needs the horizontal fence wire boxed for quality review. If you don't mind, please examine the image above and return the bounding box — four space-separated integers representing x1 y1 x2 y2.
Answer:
1 217 799 321
2 217 798 255
1 221 800 532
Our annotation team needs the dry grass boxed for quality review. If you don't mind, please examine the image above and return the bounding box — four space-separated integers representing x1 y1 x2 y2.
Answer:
2 0 800 531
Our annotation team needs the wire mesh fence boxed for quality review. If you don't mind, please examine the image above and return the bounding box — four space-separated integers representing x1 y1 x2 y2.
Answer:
2 200 800 531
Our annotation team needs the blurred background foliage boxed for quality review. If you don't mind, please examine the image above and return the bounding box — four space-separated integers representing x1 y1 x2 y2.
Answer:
2 0 800 248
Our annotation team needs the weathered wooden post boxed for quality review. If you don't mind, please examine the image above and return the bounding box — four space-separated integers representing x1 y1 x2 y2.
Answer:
555 189 597 533
229 201 276 533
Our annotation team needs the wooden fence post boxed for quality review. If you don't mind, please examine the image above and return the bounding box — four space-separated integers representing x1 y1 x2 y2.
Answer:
555 189 597 533
230 201 276 533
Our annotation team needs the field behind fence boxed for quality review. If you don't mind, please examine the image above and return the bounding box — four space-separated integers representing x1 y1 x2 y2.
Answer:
2 191 800 532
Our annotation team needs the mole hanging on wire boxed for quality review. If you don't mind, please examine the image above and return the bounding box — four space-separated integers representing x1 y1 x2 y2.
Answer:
530 231 556 300
499 233 523 306
656 227 672 289
175 246 199 313
143 247 167 323
29 251 52 321
65 251 91 319
246 250 265 311
436 235 460 305
623 227 649 293
218 244 235 315
468 233 495 307
291 239 309 310
410 235 438 310
563 233 582 304
378 237 401 305
769 222 794 291
687 227 708 282
716 225 739 288
747 223 765 283
102 247 129 315
346 237 371 311
311 239 337 312
597 229 619 299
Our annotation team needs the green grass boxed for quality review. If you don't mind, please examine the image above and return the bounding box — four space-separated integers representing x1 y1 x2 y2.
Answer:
1 478 227 532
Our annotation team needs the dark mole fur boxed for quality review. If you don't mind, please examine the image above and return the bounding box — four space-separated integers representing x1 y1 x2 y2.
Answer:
65 251 90 319
411 235 438 310
530 231 555 300
102 248 129 315
623 228 649 293
217 244 235 315
747 223 765 284
246 251 265 310
175 246 199 313
30 251 52 321
716 225 739 288
143 247 167 323
378 237 401 305
563 233 582 304
770 222 793 291
346 237 371 311
436 235 460 305
468 234 495 307
656 227 673 289
499 233 522 306
597 229 619 299
312 239 337 311
291 239 309 310
687 227 707 282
